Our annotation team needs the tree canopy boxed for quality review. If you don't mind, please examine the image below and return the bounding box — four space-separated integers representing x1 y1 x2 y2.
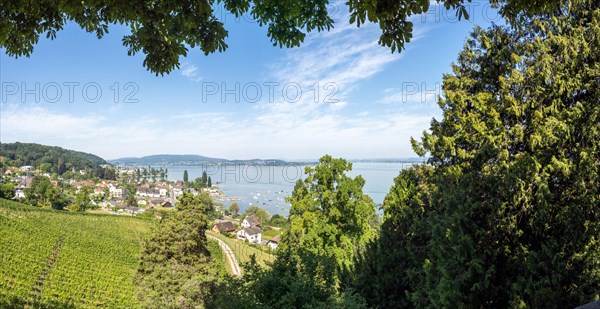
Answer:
237 155 377 307
268 213 288 227
228 201 240 216
244 205 271 225
0 142 107 176
135 192 224 308
1 0 564 74
24 176 66 209
0 183 15 200
70 187 91 212
192 171 210 190
354 1 600 307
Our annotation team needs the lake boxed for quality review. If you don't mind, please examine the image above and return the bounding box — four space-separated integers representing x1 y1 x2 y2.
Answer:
162 162 415 215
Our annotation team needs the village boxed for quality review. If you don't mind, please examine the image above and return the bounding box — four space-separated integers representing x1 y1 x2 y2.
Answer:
7 165 198 212
3 164 283 252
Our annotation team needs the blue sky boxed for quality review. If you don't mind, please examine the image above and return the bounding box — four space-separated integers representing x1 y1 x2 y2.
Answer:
0 2 500 160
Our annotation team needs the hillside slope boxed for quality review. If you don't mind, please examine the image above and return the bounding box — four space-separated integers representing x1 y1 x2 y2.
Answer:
0 199 231 308
0 199 150 308
0 142 107 173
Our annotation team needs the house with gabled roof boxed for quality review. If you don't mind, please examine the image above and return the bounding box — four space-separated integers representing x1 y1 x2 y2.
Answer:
266 235 281 250
212 221 236 234
236 226 262 244
241 215 261 228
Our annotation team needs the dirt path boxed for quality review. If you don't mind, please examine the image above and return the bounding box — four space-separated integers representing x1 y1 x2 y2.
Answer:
28 234 65 307
207 234 241 276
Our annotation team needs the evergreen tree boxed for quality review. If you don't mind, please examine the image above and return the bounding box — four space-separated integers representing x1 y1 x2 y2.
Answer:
124 184 137 207
135 192 223 307
159 168 166 181
207 176 212 188
183 169 189 183
357 3 600 307
57 157 66 175
201 171 208 187
421 4 598 305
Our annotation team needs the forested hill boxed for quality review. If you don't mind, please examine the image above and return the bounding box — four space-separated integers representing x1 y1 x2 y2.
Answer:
110 154 290 166
111 154 225 165
0 142 107 173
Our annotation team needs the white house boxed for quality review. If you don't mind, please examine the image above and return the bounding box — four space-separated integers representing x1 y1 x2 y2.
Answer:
14 185 26 198
109 185 123 198
241 215 261 228
173 186 184 197
14 177 32 198
236 227 262 244
138 188 161 198
93 188 105 196
157 187 169 197
267 235 281 250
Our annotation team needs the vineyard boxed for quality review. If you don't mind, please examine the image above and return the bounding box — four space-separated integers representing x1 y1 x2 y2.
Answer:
206 231 275 268
0 198 151 308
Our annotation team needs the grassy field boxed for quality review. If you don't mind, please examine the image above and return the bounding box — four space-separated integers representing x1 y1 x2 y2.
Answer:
262 227 283 240
0 198 151 308
207 231 275 268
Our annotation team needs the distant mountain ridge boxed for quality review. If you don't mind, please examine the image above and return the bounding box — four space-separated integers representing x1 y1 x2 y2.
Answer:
109 154 427 166
111 154 225 164
109 154 293 166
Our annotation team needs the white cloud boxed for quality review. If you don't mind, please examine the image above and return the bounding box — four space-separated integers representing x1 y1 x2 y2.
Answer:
0 104 435 160
180 62 201 81
0 3 443 161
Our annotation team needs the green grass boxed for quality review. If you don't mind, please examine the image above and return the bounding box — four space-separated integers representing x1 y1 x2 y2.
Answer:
262 227 283 240
207 238 234 275
206 239 230 277
207 231 275 268
0 198 151 308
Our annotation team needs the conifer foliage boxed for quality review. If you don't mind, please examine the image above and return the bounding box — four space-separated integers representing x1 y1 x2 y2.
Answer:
357 1 600 307
135 192 221 308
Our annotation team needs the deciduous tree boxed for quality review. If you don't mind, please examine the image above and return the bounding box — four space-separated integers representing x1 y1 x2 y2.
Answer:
229 201 240 217
269 214 288 228
25 176 58 208
244 206 270 225
0 0 564 74
70 187 91 212
241 155 376 307
0 183 15 200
